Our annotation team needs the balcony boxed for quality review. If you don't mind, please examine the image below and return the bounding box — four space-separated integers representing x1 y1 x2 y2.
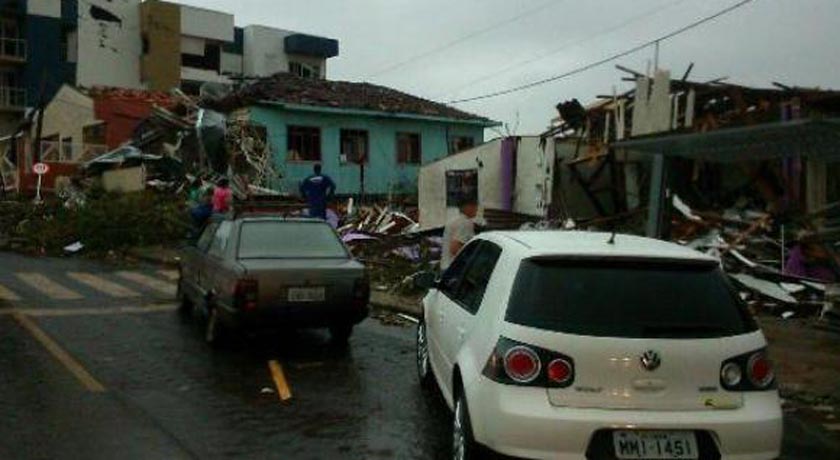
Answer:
0 86 24 111
0 37 25 63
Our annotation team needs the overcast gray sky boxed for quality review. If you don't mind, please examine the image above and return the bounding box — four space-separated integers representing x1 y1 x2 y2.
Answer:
180 0 840 136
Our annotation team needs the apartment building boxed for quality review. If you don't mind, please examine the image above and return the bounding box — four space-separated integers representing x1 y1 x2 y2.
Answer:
0 0 338 134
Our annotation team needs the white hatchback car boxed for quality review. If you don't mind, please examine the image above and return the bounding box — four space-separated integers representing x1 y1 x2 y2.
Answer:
415 231 782 460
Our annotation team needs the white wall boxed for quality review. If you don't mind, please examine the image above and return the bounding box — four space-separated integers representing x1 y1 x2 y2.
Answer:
181 4 233 42
221 52 243 75
76 0 143 89
243 26 292 77
27 0 60 17
418 136 554 229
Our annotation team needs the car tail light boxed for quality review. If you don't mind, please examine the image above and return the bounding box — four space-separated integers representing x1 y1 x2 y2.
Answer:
234 279 258 311
720 348 775 391
547 358 573 384
483 337 575 388
747 352 774 388
504 346 541 383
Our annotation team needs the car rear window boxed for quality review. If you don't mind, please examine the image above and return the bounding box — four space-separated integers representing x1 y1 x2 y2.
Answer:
237 221 348 259
505 258 757 339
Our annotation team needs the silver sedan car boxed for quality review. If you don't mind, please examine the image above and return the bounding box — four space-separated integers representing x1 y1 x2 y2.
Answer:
177 215 370 345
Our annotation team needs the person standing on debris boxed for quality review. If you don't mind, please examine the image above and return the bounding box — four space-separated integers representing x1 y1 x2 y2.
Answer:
440 198 478 271
190 188 214 236
785 232 838 282
299 164 336 220
212 178 233 214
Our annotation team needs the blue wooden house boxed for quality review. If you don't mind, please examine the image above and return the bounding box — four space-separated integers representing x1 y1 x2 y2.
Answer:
225 73 498 196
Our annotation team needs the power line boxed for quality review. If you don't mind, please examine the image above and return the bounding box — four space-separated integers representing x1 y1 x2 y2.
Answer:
448 0 757 105
366 0 566 79
437 0 691 100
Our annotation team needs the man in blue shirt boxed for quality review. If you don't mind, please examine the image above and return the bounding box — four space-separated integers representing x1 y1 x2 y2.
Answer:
299 164 336 220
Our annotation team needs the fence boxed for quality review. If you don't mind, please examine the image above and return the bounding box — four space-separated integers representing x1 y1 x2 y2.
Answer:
39 141 108 163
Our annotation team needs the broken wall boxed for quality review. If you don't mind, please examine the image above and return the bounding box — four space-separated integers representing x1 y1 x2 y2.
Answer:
418 136 553 229
77 0 144 89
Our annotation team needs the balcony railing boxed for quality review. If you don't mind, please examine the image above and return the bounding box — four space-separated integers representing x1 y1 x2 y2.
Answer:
0 37 26 62
0 86 25 110
39 141 108 163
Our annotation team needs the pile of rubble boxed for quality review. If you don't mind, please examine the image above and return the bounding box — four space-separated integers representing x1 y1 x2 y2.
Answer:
335 203 439 296
665 195 840 329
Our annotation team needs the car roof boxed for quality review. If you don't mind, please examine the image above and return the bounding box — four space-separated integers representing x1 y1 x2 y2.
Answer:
211 214 326 224
479 231 716 263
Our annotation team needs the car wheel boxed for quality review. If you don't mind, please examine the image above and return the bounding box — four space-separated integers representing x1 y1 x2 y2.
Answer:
205 306 225 345
176 279 193 317
453 389 478 460
416 320 435 388
329 324 353 345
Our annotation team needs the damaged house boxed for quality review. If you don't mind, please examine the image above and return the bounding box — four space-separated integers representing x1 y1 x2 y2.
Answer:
214 72 498 197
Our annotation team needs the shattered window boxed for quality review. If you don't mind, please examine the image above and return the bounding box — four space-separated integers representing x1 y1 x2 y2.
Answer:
396 132 421 164
287 125 321 162
449 136 475 155
340 129 368 163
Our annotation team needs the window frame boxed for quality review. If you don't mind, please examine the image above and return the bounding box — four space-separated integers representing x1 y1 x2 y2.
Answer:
396 132 422 165
207 221 233 259
196 222 220 253
439 240 481 299
451 241 502 314
340 129 369 164
287 125 322 162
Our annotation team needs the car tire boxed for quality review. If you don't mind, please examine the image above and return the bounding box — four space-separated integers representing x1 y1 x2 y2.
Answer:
329 324 353 345
204 306 225 346
453 388 478 460
176 279 193 317
416 320 435 389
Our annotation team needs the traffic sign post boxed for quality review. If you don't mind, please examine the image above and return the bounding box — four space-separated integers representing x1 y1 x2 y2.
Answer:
32 162 49 202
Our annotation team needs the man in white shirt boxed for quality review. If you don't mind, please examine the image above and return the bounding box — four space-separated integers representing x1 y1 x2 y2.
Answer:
440 199 478 271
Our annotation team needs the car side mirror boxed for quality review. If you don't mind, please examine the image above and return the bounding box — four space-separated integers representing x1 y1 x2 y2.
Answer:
413 271 438 290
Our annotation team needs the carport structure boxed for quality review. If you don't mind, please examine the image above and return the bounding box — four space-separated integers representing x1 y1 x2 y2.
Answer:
611 118 840 238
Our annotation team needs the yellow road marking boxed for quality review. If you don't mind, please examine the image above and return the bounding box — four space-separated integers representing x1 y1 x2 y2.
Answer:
16 273 83 300
0 304 177 317
157 270 179 281
825 424 840 432
115 271 176 295
12 312 106 393
67 272 140 298
268 360 292 401
0 282 20 301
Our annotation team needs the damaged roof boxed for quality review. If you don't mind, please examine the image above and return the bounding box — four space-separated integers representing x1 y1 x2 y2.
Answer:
216 72 497 125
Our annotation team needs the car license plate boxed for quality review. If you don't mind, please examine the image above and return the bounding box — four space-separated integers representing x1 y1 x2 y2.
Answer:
613 431 698 459
287 287 325 302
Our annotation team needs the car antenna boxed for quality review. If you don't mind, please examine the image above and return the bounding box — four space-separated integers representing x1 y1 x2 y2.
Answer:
607 230 617 245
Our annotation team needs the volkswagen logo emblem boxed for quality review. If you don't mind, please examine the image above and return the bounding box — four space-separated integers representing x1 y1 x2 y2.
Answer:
640 350 661 371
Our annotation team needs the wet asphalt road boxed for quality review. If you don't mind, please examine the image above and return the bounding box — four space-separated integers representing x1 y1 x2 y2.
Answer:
0 251 839 460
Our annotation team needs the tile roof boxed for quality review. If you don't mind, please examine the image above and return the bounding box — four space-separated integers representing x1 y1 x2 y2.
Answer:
217 72 496 124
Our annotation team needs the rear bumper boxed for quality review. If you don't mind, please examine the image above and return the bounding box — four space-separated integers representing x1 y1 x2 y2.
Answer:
466 378 782 460
219 302 369 330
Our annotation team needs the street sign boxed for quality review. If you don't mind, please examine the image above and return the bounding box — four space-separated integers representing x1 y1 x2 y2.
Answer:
32 162 49 202
32 162 49 175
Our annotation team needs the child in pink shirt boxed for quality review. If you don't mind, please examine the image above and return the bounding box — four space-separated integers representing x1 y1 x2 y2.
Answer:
212 179 232 213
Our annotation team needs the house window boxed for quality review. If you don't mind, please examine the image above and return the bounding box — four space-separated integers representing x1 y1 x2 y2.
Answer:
340 129 368 164
396 132 421 164
287 125 321 162
449 136 475 155
289 61 320 79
